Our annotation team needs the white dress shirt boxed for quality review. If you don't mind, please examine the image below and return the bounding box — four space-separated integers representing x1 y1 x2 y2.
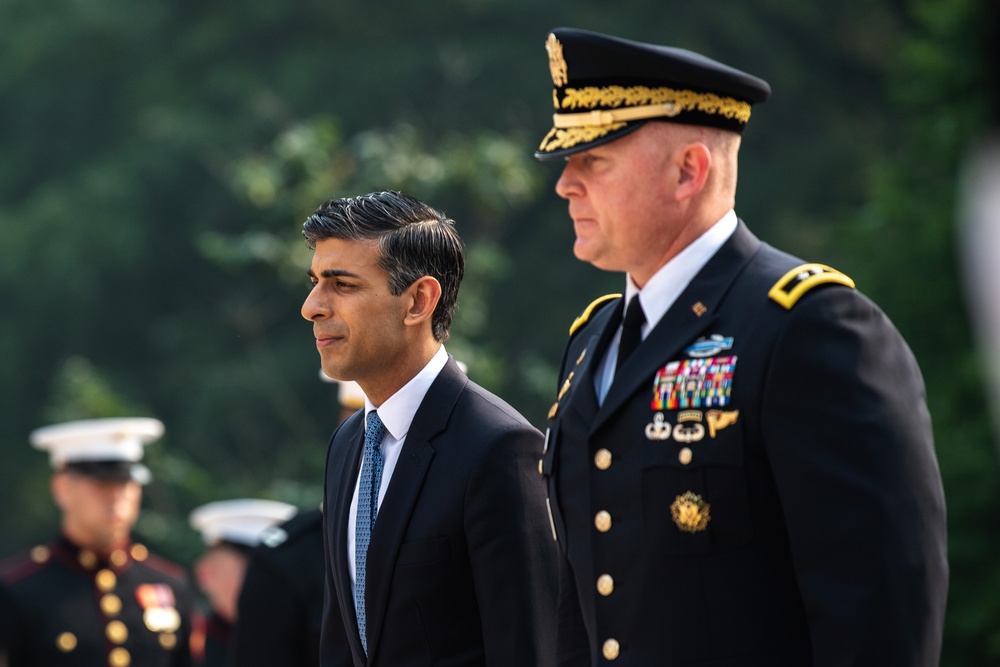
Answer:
595 210 738 403
347 344 450 592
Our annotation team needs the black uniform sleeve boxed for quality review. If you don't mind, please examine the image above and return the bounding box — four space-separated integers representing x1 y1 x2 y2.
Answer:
761 287 948 666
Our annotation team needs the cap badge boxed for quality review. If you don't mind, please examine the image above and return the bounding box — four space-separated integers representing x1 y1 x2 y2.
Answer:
652 356 737 410
671 491 711 532
546 33 567 87
685 334 734 358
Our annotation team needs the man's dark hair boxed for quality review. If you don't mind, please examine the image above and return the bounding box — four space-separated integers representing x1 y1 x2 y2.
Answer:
302 190 465 342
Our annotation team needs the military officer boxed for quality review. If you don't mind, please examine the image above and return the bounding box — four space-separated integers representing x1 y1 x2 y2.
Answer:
0 417 195 667
187 498 296 667
534 28 948 666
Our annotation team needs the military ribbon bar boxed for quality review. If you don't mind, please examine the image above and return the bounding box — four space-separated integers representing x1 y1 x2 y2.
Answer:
651 356 737 410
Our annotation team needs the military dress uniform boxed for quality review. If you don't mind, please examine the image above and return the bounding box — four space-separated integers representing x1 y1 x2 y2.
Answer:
187 498 297 667
542 222 948 665
0 536 195 667
229 508 324 667
535 28 948 666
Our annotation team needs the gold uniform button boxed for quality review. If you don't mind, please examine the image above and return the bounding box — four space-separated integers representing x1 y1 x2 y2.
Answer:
106 620 128 644
602 638 621 660
110 549 128 567
159 632 177 650
130 544 149 562
30 545 50 563
538 459 543 474
56 632 77 652
101 593 122 617
78 549 98 569
596 574 614 596
96 569 117 592
594 449 612 470
109 646 131 667
679 447 693 465
594 511 612 533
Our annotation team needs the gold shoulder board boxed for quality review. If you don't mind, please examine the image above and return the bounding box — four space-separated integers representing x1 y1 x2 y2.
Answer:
768 264 855 310
569 294 622 335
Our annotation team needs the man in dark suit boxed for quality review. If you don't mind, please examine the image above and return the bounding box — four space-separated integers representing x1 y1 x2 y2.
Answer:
534 28 948 666
300 190 558 666
0 418 195 667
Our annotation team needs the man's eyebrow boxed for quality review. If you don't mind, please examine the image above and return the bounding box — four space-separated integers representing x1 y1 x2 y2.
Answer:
306 268 363 280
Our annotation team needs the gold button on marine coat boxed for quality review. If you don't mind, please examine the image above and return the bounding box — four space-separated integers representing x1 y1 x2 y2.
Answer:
594 449 612 470
679 447 693 465
101 593 122 616
96 569 117 592
130 544 149 561
594 511 612 533
78 550 97 569
109 647 131 667
110 549 128 567
106 620 128 644
596 574 614 596
159 632 177 650
56 632 77 652
602 638 621 660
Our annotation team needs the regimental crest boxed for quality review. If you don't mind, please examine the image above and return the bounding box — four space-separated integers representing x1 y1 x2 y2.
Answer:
546 33 568 87
671 491 711 532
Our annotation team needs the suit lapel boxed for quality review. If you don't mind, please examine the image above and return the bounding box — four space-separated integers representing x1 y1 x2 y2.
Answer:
362 358 467 664
328 411 368 661
592 222 761 432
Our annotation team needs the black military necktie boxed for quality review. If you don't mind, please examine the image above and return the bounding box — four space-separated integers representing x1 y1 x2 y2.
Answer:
615 296 646 376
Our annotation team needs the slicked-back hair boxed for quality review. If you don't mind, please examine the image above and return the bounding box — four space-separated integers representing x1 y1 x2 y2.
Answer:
302 190 465 342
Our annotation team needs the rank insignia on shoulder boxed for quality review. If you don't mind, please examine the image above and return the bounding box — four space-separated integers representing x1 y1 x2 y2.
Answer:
768 263 855 310
671 491 711 532
569 294 621 336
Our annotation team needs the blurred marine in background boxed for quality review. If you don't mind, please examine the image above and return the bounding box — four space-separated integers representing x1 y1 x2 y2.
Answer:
0 418 196 667
534 27 948 666
228 378 363 666
187 498 296 667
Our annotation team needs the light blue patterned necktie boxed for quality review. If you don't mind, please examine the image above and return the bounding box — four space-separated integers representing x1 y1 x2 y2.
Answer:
355 410 386 655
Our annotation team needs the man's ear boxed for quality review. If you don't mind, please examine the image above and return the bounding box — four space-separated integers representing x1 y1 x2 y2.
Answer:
50 472 71 511
403 276 442 328
675 142 712 202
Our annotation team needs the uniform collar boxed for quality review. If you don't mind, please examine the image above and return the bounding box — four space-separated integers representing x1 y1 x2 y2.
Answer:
625 209 738 335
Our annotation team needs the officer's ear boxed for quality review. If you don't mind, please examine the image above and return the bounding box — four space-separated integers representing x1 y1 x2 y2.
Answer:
674 142 712 202
50 471 73 511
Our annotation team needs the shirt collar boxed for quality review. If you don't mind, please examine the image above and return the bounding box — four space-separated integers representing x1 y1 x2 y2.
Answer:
625 209 738 332
364 345 449 440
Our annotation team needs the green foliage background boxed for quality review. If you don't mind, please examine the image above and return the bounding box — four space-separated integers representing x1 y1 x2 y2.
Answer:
1 0 997 661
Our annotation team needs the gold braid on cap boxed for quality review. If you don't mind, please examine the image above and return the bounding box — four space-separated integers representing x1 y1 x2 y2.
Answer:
539 85 752 154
